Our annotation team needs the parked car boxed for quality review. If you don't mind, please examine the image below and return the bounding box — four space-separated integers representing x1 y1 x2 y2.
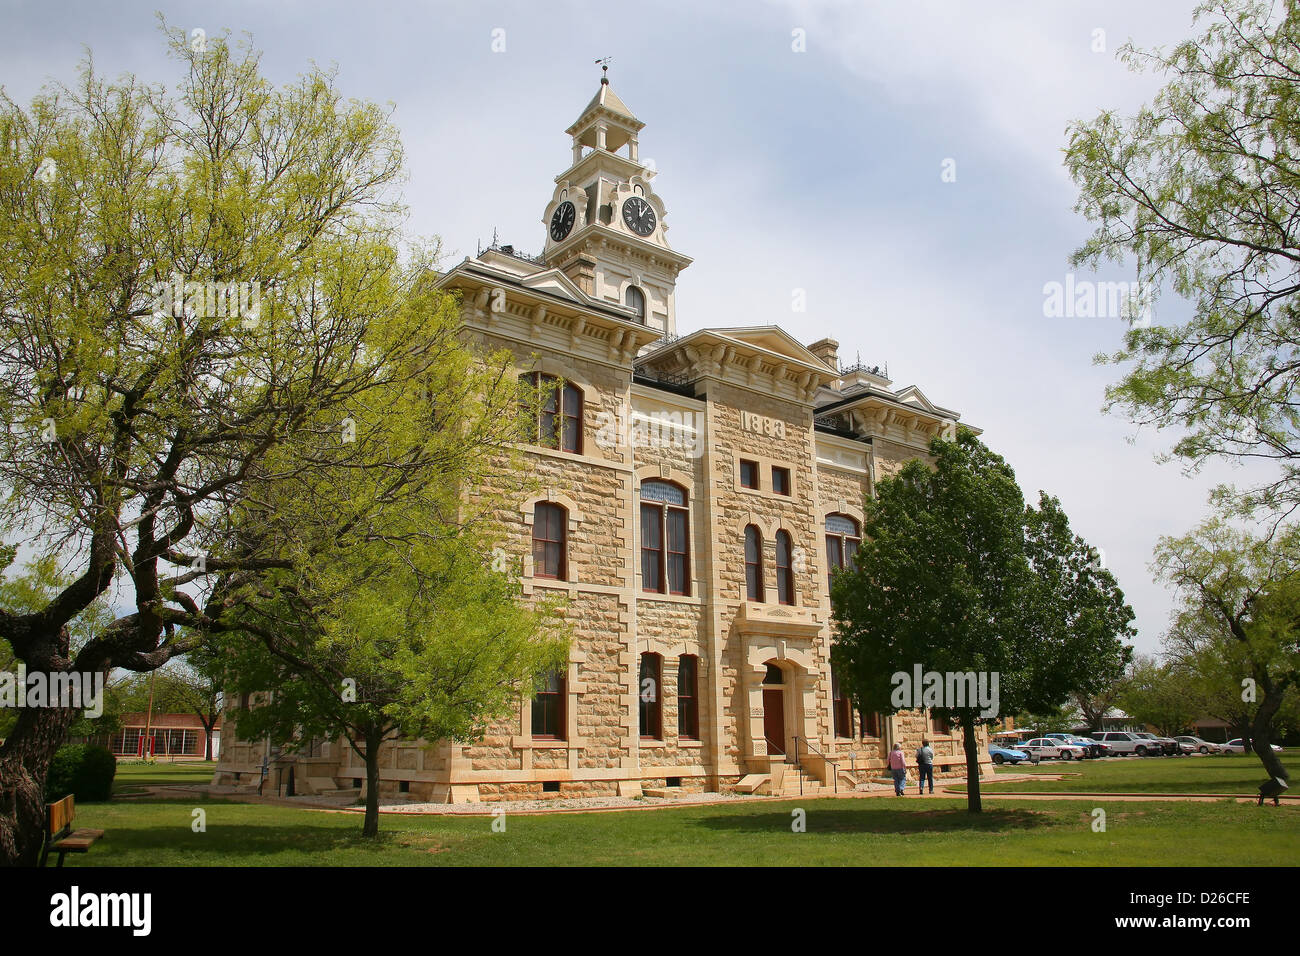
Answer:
1223 738 1285 754
1132 731 1180 756
1018 737 1087 760
1045 732 1108 758
1175 735 1221 754
988 744 1030 765
1069 736 1111 758
1090 731 1148 755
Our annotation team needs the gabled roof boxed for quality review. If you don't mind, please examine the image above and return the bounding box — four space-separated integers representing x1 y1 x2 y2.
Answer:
697 326 832 370
893 384 960 420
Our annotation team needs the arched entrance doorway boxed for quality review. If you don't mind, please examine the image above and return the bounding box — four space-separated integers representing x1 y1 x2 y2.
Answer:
762 662 787 757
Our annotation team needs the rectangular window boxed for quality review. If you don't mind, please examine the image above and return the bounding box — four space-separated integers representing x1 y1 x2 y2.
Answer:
532 670 565 739
533 503 567 580
930 710 949 735
678 655 699 740
740 459 759 489
639 653 663 740
641 503 662 592
772 466 791 496
860 710 881 739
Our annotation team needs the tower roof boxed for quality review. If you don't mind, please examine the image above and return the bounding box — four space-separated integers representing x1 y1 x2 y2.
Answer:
566 82 645 142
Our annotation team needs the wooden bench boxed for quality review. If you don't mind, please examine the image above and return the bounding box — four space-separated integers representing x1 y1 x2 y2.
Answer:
39 795 104 867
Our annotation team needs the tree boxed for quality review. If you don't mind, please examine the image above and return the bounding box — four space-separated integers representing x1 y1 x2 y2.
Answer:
1117 654 1201 736
1066 0 1300 519
831 431 1134 812
217 526 567 837
1153 517 1300 778
0 24 530 864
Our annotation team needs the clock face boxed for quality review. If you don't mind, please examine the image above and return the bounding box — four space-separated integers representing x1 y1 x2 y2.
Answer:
549 200 575 241
621 196 657 237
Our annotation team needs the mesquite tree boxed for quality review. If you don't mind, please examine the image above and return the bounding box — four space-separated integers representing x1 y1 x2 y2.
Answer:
0 25 532 864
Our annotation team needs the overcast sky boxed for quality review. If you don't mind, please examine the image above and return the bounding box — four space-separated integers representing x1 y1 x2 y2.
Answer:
1 0 1276 653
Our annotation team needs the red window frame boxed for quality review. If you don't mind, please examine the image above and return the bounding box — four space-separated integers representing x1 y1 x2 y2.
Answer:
832 668 853 739
744 525 764 602
639 482 690 595
775 530 795 605
532 502 567 580
639 653 663 740
521 373 583 454
772 466 791 496
678 654 699 740
739 459 759 489
532 670 566 740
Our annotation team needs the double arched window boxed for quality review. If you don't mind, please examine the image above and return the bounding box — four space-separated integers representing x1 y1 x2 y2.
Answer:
641 480 689 595
825 513 861 591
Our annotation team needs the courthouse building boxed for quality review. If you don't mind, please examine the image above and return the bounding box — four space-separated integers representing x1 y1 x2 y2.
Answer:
215 78 990 802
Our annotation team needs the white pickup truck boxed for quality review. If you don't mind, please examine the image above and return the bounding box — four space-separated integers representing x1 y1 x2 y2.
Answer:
1091 731 1155 755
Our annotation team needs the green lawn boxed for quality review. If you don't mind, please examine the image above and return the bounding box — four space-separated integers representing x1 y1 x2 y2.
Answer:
976 753 1300 795
65 792 1298 867
112 760 217 795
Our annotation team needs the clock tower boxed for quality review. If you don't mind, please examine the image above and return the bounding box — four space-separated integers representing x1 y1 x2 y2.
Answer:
541 73 691 337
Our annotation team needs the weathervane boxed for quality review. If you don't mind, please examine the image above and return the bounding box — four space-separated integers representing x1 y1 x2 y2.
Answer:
595 56 612 85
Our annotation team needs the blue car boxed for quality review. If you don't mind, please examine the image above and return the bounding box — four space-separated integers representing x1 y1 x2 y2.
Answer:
988 744 1029 765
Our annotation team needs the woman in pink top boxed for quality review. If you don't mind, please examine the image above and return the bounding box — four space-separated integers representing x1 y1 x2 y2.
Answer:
888 743 907 796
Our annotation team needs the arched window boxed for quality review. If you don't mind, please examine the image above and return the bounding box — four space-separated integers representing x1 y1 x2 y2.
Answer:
775 530 795 605
641 480 689 595
532 502 567 580
744 525 764 602
677 655 699 740
639 653 663 739
825 513 861 591
625 285 646 323
832 667 853 739
520 372 583 454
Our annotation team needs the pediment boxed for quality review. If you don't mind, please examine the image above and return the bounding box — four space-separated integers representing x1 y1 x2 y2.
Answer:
519 269 590 304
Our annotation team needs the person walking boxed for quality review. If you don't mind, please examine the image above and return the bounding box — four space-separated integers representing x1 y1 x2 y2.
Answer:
887 743 907 796
916 738 935 795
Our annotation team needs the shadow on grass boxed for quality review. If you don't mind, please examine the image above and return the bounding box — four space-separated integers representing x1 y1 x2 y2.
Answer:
693 805 1047 835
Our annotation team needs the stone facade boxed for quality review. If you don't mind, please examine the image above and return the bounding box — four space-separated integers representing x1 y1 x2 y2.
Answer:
213 79 992 802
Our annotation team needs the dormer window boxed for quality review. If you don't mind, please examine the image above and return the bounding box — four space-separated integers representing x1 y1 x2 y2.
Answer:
625 286 646 323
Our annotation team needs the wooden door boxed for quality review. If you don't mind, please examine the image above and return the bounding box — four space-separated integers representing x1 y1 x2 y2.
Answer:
763 688 785 755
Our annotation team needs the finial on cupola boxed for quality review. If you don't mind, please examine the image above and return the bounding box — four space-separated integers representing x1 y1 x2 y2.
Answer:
595 56 612 85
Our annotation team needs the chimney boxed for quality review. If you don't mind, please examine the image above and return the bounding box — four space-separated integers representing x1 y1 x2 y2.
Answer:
808 337 840 372
561 254 597 296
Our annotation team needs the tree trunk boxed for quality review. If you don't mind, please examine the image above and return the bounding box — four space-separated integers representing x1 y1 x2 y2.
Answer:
961 715 982 814
1250 688 1288 782
0 704 78 866
362 728 381 838
204 728 214 761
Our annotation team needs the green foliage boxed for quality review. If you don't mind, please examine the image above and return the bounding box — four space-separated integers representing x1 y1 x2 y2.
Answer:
1117 654 1201 736
1153 516 1300 767
1065 0 1300 513
45 744 116 802
831 431 1134 809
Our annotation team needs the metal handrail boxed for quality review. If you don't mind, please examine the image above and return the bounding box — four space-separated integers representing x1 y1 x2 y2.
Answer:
792 736 839 794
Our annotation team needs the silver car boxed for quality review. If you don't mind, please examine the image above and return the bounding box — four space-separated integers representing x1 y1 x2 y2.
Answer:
1175 735 1220 754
